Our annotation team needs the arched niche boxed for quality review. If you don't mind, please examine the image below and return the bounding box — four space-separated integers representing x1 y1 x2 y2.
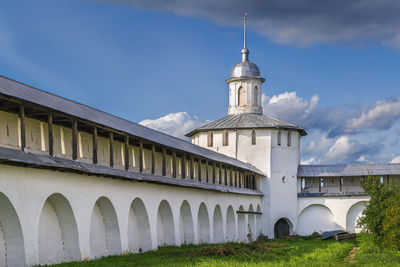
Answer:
256 205 262 237
0 192 25 267
179 201 194 245
346 201 368 233
90 197 121 258
213 205 223 243
157 200 175 246
237 205 246 242
226 206 235 242
248 204 255 241
298 204 336 236
128 198 152 253
38 193 80 265
197 203 210 243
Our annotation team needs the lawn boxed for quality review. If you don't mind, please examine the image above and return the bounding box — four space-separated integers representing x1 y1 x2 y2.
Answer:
41 234 400 267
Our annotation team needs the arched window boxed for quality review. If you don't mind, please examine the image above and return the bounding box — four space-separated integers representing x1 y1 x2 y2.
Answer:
238 87 245 107
287 131 291 147
223 130 229 146
253 86 258 105
207 131 213 147
277 131 281 146
251 130 256 145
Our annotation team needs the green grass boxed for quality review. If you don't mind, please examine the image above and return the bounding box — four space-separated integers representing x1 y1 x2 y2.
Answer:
40 234 400 267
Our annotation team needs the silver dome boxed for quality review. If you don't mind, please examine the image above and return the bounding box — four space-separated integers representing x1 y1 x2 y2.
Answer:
230 61 261 78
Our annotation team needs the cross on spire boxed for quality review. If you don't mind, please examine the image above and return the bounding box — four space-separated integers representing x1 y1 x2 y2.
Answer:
241 12 249 62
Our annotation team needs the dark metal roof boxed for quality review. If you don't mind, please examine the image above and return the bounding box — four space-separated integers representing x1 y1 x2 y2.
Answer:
0 147 263 196
0 75 263 175
298 163 400 177
186 113 307 136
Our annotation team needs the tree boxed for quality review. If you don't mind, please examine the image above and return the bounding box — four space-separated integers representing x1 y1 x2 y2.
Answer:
358 176 400 249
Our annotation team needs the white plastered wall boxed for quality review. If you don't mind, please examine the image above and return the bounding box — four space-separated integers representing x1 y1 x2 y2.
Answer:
0 164 261 266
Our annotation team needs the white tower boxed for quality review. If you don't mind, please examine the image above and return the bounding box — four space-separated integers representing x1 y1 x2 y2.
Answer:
186 14 307 239
227 14 265 115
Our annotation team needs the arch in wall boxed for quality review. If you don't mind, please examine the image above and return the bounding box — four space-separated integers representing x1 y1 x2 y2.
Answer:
226 205 235 241
197 203 210 243
256 205 262 237
346 201 368 233
90 197 121 259
274 218 292 238
298 204 335 236
213 205 224 243
248 204 255 241
157 200 175 246
179 200 194 245
0 192 25 267
38 193 80 265
237 205 246 242
128 198 152 253
238 87 245 107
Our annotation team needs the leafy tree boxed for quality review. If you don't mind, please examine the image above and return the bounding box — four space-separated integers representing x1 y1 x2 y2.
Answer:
358 175 400 249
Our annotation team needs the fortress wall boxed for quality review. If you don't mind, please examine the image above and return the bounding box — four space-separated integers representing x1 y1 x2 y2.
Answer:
0 164 261 266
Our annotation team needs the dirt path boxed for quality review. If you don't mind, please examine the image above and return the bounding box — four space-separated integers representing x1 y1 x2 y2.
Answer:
344 246 360 264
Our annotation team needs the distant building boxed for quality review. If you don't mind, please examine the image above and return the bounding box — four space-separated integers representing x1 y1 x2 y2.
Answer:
0 16 399 267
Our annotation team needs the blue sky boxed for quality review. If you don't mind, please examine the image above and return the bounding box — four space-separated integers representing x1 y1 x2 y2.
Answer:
1 0 400 164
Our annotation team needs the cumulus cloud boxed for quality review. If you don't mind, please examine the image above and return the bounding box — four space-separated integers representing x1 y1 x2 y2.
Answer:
322 136 382 164
139 111 208 140
262 91 348 131
94 0 400 49
139 92 399 164
391 156 400 163
328 97 400 137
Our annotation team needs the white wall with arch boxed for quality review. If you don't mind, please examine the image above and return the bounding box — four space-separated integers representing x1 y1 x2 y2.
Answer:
297 196 370 235
0 164 261 266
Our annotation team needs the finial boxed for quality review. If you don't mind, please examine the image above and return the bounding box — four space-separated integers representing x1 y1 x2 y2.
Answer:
241 12 249 62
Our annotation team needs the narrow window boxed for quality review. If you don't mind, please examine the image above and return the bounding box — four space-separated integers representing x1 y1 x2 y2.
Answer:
253 86 258 105
207 131 213 147
287 131 291 147
6 124 9 137
238 87 245 107
222 130 229 146
277 131 281 146
251 130 256 145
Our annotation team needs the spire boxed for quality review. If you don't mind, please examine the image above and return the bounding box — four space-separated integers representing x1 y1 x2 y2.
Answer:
241 12 249 62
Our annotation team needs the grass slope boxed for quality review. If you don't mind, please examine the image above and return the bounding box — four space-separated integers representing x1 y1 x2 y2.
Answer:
40 234 400 267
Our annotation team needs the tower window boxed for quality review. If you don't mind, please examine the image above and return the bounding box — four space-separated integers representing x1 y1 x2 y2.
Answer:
277 131 281 146
253 86 258 105
238 86 245 107
251 130 256 145
287 131 291 147
223 130 229 146
207 131 213 147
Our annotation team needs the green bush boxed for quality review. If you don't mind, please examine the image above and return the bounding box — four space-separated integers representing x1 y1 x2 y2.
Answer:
358 175 400 249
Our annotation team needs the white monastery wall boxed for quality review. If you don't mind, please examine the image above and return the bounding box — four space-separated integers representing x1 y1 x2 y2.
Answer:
0 164 261 266
297 196 370 236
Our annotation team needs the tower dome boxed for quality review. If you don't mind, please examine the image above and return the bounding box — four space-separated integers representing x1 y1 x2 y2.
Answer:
226 14 265 115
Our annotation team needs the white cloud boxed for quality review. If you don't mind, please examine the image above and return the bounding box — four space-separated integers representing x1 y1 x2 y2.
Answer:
263 91 319 126
139 111 208 140
390 156 400 163
329 97 400 137
322 136 382 164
